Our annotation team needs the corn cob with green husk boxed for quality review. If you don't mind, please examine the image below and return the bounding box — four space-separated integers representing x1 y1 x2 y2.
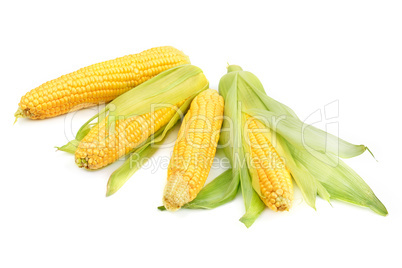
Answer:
180 64 387 227
163 89 224 211
15 46 190 120
75 100 185 170
58 64 209 196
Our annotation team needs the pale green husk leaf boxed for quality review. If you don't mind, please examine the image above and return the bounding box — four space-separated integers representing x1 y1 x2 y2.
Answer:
107 64 206 123
245 108 368 159
291 147 387 215
218 69 265 227
106 144 158 197
183 169 238 209
157 168 238 211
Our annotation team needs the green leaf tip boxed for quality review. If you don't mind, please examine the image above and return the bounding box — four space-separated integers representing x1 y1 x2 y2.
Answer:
158 206 167 211
56 140 78 154
105 188 113 197
370 200 388 216
227 65 243 73
106 145 157 197
366 147 378 162
239 192 265 228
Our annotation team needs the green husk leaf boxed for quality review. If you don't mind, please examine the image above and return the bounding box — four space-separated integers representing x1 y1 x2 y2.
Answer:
85 64 206 138
238 165 265 227
159 168 239 211
106 144 158 197
239 191 266 228
57 118 104 154
218 70 265 227
274 135 327 208
56 140 79 154
107 65 207 124
230 67 368 160
237 70 300 119
245 108 367 159
291 148 388 215
76 110 108 141
183 169 239 209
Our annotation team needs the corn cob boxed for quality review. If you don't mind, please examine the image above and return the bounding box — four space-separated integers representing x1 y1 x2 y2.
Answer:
163 89 224 211
244 115 293 211
75 100 185 170
15 46 190 120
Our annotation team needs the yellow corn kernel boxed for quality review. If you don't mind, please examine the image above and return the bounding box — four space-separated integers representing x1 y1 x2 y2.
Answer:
15 46 190 120
75 100 185 170
245 115 293 211
163 89 224 211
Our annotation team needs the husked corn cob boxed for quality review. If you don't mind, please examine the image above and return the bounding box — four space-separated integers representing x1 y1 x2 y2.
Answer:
163 89 224 211
15 46 190 120
75 100 185 169
245 115 293 211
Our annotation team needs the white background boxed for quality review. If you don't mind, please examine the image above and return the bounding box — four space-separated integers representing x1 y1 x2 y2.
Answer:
1 1 401 267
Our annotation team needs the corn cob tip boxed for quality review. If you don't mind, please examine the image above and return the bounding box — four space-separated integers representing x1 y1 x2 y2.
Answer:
267 195 292 212
258 180 293 212
14 107 25 124
75 157 88 169
162 173 191 212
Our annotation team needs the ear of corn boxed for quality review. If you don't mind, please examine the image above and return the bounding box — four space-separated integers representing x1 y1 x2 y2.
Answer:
58 64 209 194
75 100 185 170
15 46 190 120
162 89 224 211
